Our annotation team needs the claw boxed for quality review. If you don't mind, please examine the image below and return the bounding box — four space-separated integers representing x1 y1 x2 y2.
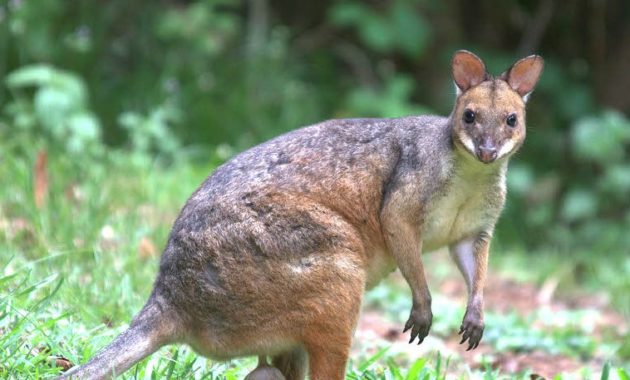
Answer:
408 328 417 343
466 343 474 351
403 320 413 333
461 330 473 345
417 337 424 345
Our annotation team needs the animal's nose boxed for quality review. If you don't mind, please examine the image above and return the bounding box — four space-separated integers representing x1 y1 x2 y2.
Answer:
476 146 497 163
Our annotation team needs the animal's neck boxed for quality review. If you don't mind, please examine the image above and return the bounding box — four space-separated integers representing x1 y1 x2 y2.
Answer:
451 146 508 188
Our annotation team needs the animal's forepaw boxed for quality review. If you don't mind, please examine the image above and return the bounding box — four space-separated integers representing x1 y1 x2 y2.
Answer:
403 306 432 345
458 309 484 350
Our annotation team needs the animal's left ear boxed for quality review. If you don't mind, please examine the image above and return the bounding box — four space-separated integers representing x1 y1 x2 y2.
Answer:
500 55 544 101
452 50 488 94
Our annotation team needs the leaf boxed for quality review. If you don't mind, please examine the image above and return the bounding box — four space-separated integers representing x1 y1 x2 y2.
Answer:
33 150 48 209
358 13 393 52
571 111 630 164
391 2 430 57
53 356 74 371
560 189 598 222
601 165 630 195
34 87 74 133
5 65 55 88
507 164 535 196
67 113 100 140
66 112 102 153
328 2 367 26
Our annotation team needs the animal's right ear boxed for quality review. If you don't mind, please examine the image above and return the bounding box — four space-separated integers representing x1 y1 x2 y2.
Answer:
452 50 488 95
500 55 544 101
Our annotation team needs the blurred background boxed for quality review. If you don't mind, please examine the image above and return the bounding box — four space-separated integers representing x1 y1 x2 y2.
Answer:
0 0 629 378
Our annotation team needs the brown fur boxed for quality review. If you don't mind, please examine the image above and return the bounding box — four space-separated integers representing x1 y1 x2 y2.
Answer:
59 51 543 379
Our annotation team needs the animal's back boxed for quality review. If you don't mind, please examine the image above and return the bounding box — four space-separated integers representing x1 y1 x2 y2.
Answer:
187 115 450 212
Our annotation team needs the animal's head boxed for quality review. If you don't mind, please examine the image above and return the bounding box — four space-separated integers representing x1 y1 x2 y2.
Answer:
451 50 544 164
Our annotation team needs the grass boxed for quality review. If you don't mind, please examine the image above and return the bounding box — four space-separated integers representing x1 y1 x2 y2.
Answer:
1 135 629 379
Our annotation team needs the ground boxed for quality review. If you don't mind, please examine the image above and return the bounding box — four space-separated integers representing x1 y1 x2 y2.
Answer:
352 251 628 379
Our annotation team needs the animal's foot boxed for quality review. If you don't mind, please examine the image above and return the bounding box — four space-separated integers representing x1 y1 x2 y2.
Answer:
403 304 432 345
459 307 484 350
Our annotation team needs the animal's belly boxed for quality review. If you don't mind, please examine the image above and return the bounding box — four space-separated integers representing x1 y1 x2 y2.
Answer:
365 249 396 289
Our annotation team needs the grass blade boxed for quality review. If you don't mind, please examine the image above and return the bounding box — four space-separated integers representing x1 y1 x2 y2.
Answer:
600 361 610 380
406 358 427 380
165 348 179 379
358 346 390 372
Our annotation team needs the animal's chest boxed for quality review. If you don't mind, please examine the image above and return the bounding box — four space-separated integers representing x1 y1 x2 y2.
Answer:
422 185 488 252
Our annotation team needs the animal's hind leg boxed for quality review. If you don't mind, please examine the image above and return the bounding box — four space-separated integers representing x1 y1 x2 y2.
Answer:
272 348 307 380
304 335 352 380
301 257 365 380
244 356 286 380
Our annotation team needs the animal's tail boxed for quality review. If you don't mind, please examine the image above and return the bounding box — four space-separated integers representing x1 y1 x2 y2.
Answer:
58 296 179 380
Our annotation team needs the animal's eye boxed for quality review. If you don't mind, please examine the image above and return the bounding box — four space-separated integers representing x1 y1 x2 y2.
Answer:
506 114 517 127
463 109 475 124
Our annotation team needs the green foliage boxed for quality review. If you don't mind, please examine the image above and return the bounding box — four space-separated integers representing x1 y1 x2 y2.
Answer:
156 1 239 57
572 111 630 164
346 352 454 380
329 0 431 57
501 109 630 313
346 74 431 118
118 103 182 164
5 65 102 156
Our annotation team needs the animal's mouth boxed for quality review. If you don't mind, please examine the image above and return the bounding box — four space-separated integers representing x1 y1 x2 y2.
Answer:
454 133 497 164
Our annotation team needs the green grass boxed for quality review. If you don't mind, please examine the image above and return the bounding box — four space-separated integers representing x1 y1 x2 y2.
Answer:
1 136 628 379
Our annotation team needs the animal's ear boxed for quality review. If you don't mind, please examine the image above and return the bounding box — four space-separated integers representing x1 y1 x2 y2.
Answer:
452 50 488 94
500 55 544 101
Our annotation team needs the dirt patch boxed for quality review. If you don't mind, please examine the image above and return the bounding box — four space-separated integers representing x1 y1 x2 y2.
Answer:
489 351 597 379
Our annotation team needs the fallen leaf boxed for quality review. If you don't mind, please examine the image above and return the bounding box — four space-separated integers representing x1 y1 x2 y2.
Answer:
33 150 49 209
138 236 157 259
53 356 74 371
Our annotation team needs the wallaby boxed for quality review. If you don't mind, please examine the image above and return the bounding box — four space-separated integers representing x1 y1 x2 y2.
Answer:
58 50 543 380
